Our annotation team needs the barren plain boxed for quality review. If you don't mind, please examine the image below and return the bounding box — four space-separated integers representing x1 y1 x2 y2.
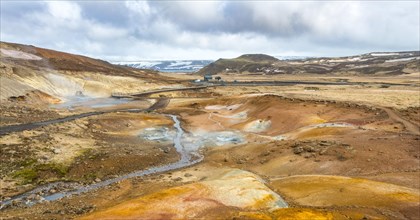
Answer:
0 42 419 219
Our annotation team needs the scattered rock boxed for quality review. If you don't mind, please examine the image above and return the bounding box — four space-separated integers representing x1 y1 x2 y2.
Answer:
320 142 331 146
341 143 351 148
173 177 183 181
43 210 52 214
259 159 268 164
94 178 101 183
11 198 23 207
236 159 245 164
184 173 193 177
262 151 271 156
27 194 37 200
293 147 304 154
319 149 328 155
302 153 314 158
303 146 315 152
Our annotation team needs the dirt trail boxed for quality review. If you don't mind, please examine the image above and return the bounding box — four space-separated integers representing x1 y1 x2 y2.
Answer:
208 113 225 129
381 107 420 135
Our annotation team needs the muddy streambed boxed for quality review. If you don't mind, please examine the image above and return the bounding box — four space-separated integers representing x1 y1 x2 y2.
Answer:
0 114 202 209
0 97 356 210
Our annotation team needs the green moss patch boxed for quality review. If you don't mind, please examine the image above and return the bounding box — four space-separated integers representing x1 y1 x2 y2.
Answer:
12 162 69 185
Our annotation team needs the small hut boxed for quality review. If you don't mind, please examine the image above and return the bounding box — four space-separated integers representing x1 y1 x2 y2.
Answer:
203 74 213 81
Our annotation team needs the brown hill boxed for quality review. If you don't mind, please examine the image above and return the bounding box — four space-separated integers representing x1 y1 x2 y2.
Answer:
0 41 177 101
198 51 420 75
0 41 161 78
236 54 279 62
198 54 279 75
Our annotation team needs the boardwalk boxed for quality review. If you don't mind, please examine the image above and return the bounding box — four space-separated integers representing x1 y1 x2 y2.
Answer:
0 98 171 136
111 80 418 99
111 86 211 98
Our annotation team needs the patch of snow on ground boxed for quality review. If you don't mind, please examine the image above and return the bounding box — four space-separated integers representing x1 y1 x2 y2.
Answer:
370 52 399 56
205 104 242 111
347 57 361 61
115 61 163 68
168 61 192 67
385 57 420 62
353 65 370 68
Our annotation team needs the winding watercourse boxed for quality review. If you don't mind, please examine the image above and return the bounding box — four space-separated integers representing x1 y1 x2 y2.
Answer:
0 114 202 209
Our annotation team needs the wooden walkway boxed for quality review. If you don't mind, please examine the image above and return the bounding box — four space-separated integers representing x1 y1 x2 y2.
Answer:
111 86 211 98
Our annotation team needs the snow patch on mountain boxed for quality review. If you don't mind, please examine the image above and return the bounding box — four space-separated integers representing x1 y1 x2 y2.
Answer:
113 60 213 72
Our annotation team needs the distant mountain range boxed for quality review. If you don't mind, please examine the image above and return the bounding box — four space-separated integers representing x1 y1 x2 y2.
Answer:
197 52 420 75
113 51 419 75
113 56 309 73
113 60 213 72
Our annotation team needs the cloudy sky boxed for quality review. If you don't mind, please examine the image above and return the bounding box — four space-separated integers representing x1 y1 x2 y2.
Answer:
1 1 419 61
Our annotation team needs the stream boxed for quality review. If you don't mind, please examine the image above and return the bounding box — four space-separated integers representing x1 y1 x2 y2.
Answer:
0 114 202 209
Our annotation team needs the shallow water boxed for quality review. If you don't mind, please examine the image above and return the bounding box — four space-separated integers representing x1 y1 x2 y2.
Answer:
51 96 132 110
140 127 174 141
182 130 246 151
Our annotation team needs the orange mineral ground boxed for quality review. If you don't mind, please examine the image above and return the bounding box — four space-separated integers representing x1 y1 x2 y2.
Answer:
1 42 418 219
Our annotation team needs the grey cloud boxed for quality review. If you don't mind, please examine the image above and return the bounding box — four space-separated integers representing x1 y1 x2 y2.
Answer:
149 1 418 49
0 0 418 60
220 2 309 36
141 1 309 36
0 1 44 18
78 2 131 27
